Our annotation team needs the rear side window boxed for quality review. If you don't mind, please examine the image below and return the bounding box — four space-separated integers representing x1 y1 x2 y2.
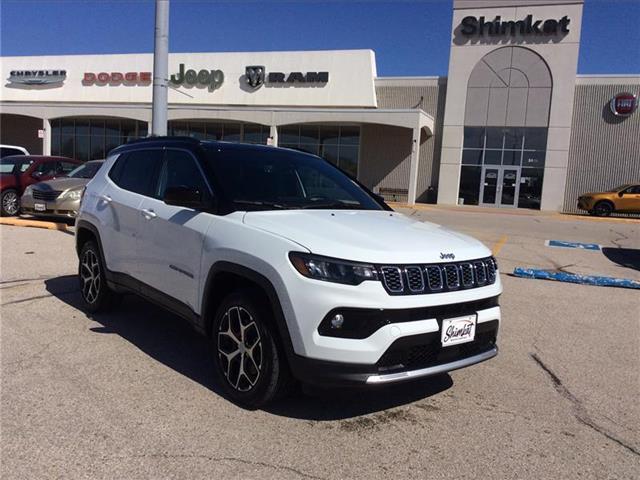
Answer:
0 147 25 158
109 149 162 196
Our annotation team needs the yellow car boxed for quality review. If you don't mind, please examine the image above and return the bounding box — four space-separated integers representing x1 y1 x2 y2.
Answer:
578 184 640 216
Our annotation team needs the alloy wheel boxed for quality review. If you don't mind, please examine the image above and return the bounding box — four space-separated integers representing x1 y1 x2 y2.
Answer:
217 306 263 392
2 191 19 215
80 249 101 304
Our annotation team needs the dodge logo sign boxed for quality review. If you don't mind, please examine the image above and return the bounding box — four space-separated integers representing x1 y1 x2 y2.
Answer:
245 66 265 89
610 92 638 117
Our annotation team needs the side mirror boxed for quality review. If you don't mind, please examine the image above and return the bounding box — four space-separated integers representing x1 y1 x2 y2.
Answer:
31 171 43 179
163 186 208 209
618 191 624 197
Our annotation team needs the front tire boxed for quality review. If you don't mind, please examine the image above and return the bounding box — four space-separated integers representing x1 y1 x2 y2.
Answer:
1 189 20 216
212 290 291 408
592 201 613 217
78 241 118 313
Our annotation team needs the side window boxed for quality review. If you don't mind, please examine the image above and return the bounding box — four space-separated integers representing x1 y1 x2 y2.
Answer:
156 150 211 200
110 150 163 196
624 186 640 194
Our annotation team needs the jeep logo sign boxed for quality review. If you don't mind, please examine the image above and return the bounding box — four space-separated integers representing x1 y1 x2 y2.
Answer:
610 92 638 117
460 14 570 37
170 64 224 92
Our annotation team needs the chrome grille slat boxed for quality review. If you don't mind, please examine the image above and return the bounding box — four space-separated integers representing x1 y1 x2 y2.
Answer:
378 257 498 295
444 265 460 289
459 263 474 287
405 266 424 292
425 266 443 291
381 267 404 293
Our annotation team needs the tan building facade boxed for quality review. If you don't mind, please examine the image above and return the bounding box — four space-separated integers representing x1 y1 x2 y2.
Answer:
1 0 638 212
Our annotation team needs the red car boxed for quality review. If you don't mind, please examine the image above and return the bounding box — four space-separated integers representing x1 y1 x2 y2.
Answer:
0 155 81 216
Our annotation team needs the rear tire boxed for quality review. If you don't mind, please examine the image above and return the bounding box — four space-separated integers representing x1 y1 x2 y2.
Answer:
78 240 119 313
592 201 613 217
211 289 292 408
1 189 20 216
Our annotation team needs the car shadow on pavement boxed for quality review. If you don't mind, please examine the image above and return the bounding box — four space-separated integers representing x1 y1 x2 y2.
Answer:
602 247 640 271
45 275 452 419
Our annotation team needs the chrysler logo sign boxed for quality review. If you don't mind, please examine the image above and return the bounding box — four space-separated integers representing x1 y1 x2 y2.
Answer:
244 66 329 90
8 69 66 85
610 93 638 117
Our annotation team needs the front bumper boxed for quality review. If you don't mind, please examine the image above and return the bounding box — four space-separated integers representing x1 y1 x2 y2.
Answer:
289 319 499 386
20 193 80 218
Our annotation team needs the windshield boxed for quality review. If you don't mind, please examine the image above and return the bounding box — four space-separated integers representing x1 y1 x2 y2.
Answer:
606 184 631 192
0 156 34 174
205 146 383 211
67 161 103 179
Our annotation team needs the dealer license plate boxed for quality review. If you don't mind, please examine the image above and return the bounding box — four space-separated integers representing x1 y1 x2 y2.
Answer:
34 203 46 212
441 315 477 347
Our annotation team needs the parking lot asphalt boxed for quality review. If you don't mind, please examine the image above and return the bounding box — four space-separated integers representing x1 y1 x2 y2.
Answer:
2 210 639 479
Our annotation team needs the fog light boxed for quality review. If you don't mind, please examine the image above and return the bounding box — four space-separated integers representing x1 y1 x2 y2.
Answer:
330 314 344 329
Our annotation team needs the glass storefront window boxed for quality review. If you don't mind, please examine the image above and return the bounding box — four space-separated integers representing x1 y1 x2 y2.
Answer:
502 150 521 166
278 125 360 177
51 117 148 160
503 128 524 150
462 149 483 165
300 125 319 144
485 128 504 149
484 150 502 165
459 166 482 205
522 151 545 168
524 128 548 150
518 168 544 209
463 127 484 149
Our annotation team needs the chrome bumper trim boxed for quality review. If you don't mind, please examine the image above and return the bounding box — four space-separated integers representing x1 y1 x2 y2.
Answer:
365 346 498 384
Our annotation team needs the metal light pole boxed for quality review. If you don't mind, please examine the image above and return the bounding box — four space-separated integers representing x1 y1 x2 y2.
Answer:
151 0 169 136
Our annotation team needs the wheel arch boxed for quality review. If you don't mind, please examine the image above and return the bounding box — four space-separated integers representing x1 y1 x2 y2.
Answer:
202 262 296 363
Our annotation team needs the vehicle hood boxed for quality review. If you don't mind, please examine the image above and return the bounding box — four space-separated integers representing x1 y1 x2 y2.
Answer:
32 177 89 191
243 210 491 264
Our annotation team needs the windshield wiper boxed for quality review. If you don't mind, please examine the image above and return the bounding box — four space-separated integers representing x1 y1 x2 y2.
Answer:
234 199 290 209
301 200 363 210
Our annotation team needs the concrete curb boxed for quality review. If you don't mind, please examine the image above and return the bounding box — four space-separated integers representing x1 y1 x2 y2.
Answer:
512 267 640 289
0 217 71 233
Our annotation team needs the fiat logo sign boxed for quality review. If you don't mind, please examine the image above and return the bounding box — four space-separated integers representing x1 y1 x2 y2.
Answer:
610 92 638 117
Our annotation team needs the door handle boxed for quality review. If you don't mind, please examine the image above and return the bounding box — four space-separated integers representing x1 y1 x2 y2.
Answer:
99 194 112 203
141 208 157 220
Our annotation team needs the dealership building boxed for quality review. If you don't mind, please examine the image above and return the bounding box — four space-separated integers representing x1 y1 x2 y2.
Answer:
1 0 638 212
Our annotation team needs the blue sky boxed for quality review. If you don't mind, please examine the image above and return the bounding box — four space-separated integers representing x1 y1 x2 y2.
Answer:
1 0 638 76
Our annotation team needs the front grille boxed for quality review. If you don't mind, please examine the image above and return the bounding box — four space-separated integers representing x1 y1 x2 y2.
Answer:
377 320 499 372
379 256 498 295
32 189 62 201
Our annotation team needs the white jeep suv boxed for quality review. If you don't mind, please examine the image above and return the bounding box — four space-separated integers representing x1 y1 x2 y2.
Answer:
76 137 501 407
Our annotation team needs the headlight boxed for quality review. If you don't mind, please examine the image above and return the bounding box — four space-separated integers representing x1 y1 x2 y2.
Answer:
289 252 378 285
64 189 82 200
23 185 33 195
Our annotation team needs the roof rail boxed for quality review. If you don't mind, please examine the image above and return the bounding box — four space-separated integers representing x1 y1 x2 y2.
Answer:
125 135 201 145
